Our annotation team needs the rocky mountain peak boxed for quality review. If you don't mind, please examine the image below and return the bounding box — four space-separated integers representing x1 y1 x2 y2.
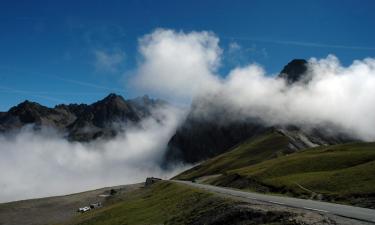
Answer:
97 93 127 106
103 93 124 101
10 100 44 112
279 59 308 84
8 100 54 124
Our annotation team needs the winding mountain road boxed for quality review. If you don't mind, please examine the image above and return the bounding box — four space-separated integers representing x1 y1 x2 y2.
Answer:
174 180 375 224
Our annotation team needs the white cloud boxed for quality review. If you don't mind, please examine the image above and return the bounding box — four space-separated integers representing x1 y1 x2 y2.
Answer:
94 49 125 73
222 57 375 140
0 105 188 203
132 29 375 141
132 29 222 102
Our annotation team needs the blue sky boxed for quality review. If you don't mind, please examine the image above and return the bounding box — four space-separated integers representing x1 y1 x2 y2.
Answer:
0 0 374 110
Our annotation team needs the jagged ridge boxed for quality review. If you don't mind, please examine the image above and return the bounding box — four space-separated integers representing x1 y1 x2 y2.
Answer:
0 94 165 141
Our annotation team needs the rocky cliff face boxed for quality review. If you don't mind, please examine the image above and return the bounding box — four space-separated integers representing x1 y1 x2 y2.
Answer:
0 94 165 141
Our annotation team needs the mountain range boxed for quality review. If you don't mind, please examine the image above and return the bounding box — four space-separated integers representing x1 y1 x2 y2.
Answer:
0 59 355 164
0 94 166 141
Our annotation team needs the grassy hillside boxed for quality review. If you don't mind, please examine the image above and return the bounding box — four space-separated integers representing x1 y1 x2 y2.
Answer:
175 131 291 180
63 181 299 225
220 142 375 207
175 133 375 208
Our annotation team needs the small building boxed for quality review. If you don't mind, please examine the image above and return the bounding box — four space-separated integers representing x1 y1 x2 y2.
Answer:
145 177 162 187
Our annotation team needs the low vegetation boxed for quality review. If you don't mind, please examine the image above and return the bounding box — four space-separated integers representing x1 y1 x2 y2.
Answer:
175 132 375 208
226 142 375 207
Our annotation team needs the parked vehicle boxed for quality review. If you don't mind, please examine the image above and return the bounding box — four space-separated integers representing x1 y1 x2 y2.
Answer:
77 206 90 213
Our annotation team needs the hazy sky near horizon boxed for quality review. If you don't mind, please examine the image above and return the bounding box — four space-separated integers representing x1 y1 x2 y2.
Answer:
0 0 374 110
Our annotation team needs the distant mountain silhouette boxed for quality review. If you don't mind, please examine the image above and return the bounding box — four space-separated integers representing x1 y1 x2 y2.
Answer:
0 94 165 141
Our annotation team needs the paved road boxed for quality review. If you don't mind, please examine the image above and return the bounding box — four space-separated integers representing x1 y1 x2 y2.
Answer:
174 180 375 224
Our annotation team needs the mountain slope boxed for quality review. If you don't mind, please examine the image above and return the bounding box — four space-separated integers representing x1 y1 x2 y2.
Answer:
176 136 375 208
165 115 268 164
164 59 353 165
173 129 341 180
174 130 291 180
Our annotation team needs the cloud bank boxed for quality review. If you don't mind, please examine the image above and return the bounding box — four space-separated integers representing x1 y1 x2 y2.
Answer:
0 105 187 202
133 29 375 140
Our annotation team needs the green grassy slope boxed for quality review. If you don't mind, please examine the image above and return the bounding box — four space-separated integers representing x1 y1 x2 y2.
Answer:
63 181 295 225
221 142 375 205
174 132 375 208
175 131 291 180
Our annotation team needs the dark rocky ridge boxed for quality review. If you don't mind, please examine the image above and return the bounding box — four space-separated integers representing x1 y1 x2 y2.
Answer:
0 94 165 141
278 59 308 84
